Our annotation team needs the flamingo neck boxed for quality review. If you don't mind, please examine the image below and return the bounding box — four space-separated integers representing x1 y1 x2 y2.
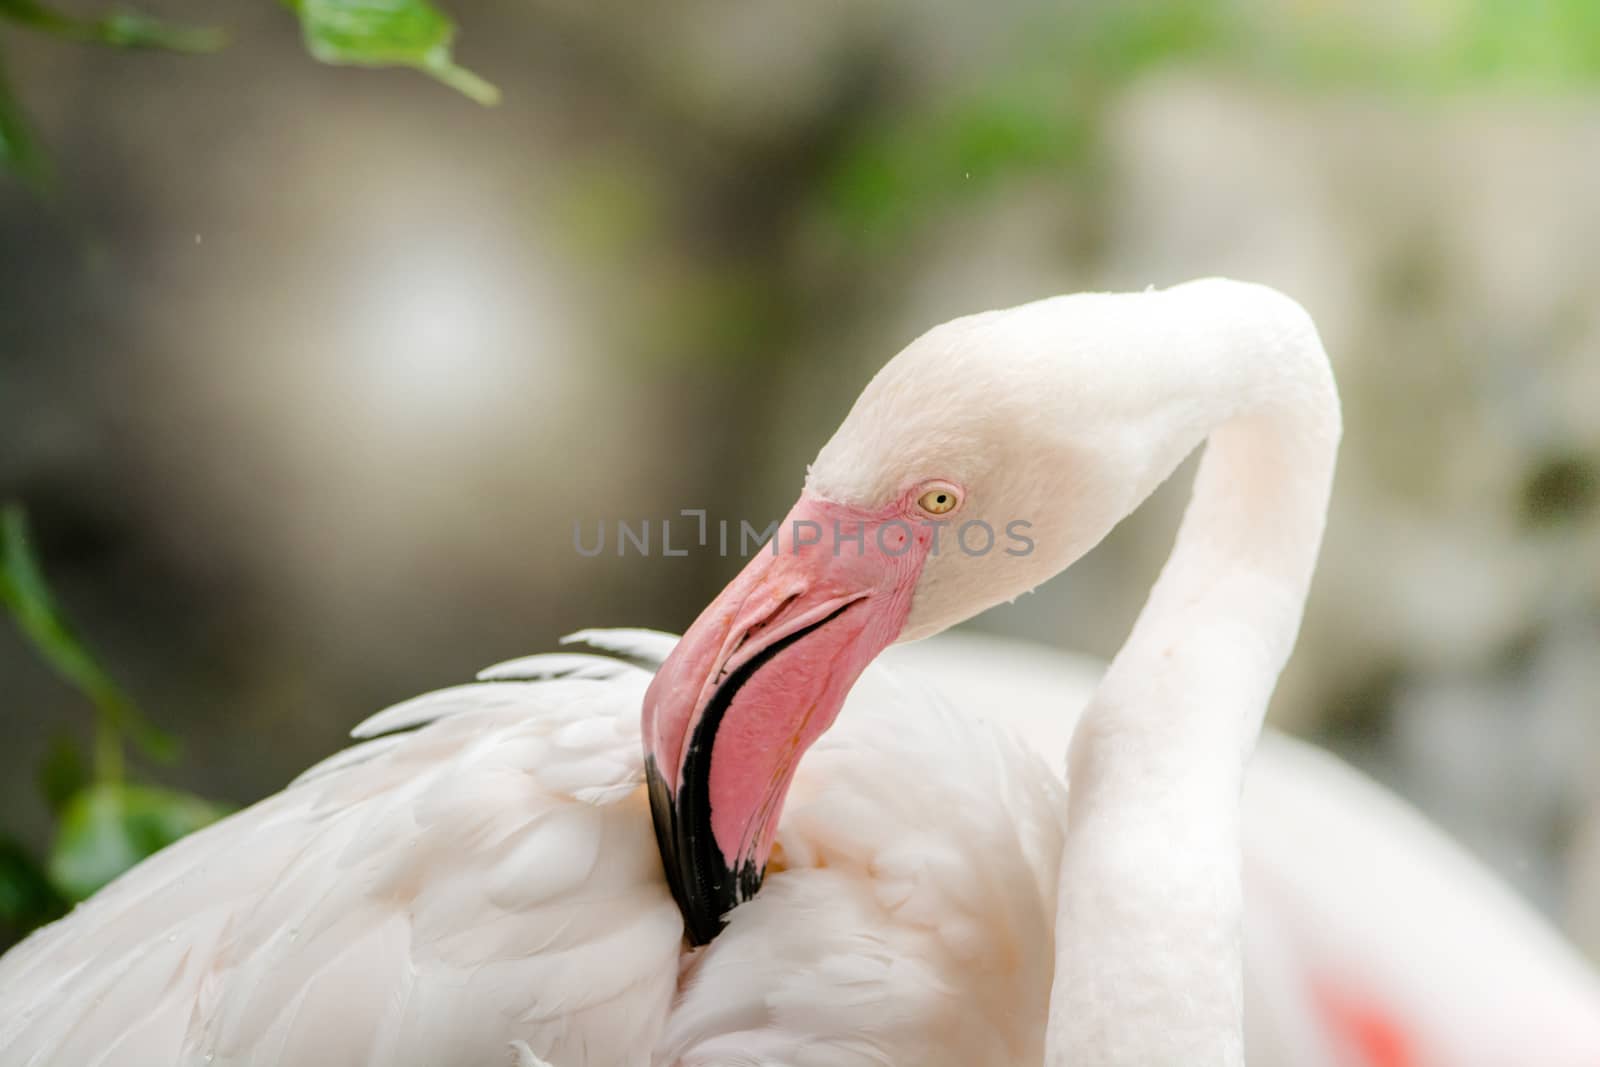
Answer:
1045 292 1340 1066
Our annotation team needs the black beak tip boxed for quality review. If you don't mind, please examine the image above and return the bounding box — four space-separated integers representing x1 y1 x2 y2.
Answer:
646 606 850 947
646 754 753 947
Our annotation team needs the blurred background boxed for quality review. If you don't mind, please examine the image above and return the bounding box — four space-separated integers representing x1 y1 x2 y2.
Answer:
1 0 1597 953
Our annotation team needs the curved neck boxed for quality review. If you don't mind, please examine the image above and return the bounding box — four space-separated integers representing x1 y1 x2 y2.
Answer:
1046 284 1341 1066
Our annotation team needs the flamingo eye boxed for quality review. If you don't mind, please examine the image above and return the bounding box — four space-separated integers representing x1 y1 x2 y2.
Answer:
916 485 960 516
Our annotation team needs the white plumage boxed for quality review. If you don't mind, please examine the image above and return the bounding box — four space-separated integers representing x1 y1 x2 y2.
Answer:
0 633 1070 1066
0 653 682 1066
7 629 1597 1065
5 280 1598 1065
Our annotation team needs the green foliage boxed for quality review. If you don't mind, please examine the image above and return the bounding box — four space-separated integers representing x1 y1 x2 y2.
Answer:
0 0 491 187
817 0 1600 245
290 0 497 105
0 43 48 189
0 503 230 943
37 735 89 815
818 1 1237 243
5 0 1598 194
0 837 64 939
823 76 1092 241
48 783 228 901
0 0 222 51
0 0 221 187
1298 0 1600 90
0 504 176 765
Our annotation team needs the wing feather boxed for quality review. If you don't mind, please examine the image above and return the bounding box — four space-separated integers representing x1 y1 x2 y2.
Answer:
0 662 682 1067
560 628 679 667
478 652 646 683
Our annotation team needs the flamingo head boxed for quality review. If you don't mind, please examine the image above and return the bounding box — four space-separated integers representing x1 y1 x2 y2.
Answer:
643 280 1275 943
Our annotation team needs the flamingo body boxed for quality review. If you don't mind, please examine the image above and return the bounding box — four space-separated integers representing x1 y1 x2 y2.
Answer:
6 281 1598 1065
6 632 1600 1066
0 633 1069 1067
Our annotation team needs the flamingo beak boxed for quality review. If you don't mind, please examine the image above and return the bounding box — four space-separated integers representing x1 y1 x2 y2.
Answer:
642 492 932 944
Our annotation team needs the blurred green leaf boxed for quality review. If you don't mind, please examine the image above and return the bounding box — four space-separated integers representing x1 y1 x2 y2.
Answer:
47 783 228 901
289 0 498 105
0 836 66 934
38 735 89 815
0 504 177 763
0 0 223 52
0 42 49 188
818 0 1600 246
1448 0 1600 86
822 79 1090 242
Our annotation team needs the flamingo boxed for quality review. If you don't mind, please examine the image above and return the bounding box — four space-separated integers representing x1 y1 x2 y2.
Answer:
1 278 1578 1064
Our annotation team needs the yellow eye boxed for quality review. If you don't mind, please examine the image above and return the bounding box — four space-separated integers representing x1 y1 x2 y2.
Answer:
917 486 960 515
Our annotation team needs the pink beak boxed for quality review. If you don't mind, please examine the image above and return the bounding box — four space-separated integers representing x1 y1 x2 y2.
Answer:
642 491 933 944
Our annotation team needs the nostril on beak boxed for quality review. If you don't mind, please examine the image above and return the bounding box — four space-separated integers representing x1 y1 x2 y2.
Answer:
718 591 803 684
749 592 802 638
